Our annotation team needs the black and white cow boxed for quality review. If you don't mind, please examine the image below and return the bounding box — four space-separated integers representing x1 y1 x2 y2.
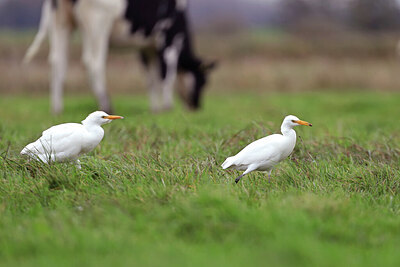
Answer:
24 0 216 114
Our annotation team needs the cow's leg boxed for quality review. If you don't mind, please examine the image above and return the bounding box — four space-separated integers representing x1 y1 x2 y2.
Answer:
140 50 162 113
160 37 183 111
49 19 71 114
160 47 178 111
148 60 163 113
141 49 163 113
80 15 113 113
177 71 197 109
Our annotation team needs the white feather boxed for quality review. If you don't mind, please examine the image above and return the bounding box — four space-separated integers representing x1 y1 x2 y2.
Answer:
21 111 123 165
221 115 312 182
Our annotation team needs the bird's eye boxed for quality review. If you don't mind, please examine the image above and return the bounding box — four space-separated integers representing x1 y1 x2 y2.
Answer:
291 120 295 123
102 116 106 118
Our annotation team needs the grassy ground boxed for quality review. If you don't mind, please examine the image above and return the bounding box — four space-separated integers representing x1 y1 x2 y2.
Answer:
1 92 400 266
1 28 400 266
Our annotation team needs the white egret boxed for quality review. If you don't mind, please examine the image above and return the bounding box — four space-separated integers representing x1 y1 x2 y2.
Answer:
221 115 312 183
21 111 123 168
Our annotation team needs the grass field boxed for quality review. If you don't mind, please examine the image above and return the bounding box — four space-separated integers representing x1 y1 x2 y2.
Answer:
1 29 400 266
1 92 400 266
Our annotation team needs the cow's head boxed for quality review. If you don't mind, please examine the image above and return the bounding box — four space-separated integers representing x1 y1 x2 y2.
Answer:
178 60 217 109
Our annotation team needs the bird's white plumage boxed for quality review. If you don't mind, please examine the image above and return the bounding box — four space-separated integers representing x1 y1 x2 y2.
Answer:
21 111 123 166
222 134 292 170
222 115 312 182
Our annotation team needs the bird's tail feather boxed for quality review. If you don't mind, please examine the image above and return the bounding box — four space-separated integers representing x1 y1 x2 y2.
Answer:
20 143 35 155
20 147 29 155
221 156 235 169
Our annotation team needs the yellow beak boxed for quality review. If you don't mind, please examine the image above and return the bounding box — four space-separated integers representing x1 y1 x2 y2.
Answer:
294 120 312 126
104 115 124 120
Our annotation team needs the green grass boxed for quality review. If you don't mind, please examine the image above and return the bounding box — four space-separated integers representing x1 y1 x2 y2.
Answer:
1 92 400 266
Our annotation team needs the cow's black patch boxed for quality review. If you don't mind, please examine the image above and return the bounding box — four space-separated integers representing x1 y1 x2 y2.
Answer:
125 0 177 36
126 0 215 109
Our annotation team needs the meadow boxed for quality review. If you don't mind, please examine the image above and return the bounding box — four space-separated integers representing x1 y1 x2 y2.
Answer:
0 31 400 266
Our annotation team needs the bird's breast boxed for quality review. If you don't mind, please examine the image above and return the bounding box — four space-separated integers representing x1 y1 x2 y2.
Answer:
80 131 104 154
279 137 296 160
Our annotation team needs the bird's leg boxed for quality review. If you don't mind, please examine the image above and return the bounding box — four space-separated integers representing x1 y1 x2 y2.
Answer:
235 166 257 184
75 159 82 170
267 170 272 183
235 174 245 184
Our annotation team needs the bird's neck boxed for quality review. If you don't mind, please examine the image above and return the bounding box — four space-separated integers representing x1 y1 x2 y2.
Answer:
82 122 103 132
281 126 296 138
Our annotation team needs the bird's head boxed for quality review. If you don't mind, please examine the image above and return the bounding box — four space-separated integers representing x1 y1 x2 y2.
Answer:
82 111 124 126
283 115 312 128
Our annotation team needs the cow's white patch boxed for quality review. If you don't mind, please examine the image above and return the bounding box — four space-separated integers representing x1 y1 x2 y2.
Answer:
164 46 178 66
153 19 173 48
161 45 179 110
154 18 173 31
160 35 184 110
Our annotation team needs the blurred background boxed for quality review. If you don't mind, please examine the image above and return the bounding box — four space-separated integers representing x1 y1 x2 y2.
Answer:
1 0 400 96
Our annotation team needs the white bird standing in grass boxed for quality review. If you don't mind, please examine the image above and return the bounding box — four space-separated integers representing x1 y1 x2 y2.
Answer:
221 115 312 183
21 111 123 168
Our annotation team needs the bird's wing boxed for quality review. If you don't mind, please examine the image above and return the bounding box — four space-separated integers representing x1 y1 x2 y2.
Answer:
40 123 84 148
23 123 84 156
230 134 285 167
41 123 82 139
